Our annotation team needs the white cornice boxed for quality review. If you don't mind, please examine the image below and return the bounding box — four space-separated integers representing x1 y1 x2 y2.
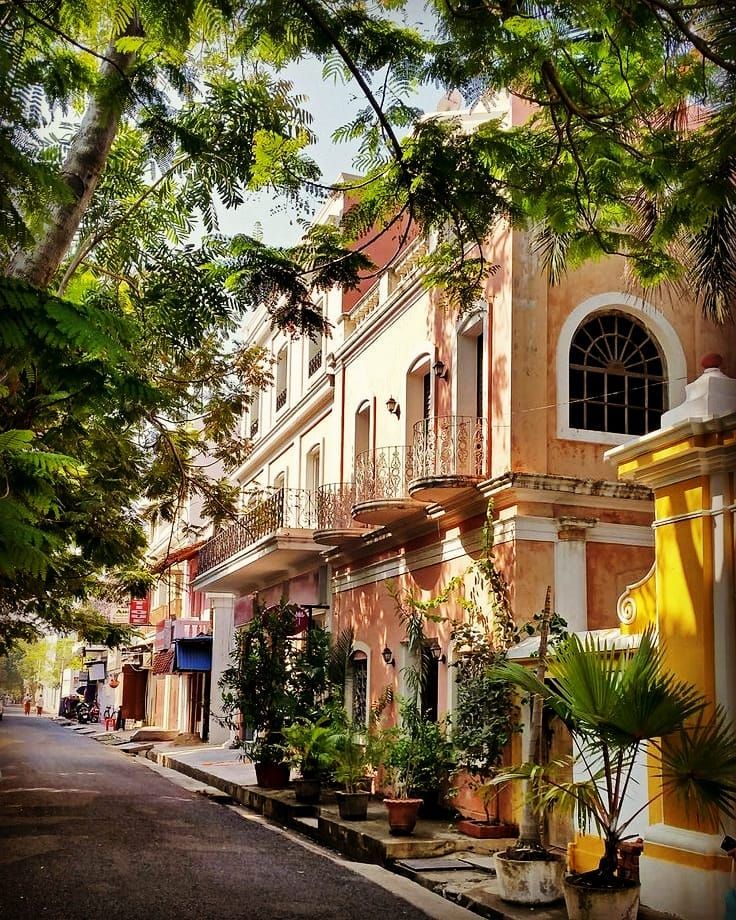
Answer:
331 514 653 593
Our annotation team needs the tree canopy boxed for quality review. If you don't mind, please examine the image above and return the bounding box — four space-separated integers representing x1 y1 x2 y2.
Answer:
1 0 733 648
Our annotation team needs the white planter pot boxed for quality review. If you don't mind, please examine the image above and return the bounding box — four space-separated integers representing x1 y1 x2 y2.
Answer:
564 876 640 920
494 852 565 905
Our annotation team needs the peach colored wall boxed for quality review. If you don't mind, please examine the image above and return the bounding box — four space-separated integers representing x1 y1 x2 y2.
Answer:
528 253 736 481
152 677 165 727
168 678 179 730
511 540 555 623
586 543 655 630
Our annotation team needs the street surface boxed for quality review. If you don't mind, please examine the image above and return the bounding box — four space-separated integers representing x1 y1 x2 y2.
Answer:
0 707 439 919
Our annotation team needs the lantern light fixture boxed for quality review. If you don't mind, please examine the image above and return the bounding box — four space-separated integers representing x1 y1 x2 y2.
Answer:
386 396 400 417
432 359 448 380
382 646 396 667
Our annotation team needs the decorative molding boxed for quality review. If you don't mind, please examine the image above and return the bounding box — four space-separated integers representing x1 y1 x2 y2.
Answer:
616 562 655 625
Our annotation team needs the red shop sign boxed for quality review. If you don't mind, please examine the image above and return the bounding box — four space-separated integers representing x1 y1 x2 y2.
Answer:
129 597 150 626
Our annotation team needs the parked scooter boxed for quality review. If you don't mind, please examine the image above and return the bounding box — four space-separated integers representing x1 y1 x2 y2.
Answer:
76 700 90 723
88 700 100 723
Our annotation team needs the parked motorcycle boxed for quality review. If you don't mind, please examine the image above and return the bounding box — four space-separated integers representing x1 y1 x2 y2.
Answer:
76 701 90 723
88 700 100 723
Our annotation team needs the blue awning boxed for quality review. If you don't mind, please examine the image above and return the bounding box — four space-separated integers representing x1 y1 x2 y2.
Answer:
174 636 212 672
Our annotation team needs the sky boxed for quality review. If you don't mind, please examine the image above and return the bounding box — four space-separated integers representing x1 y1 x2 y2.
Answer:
215 13 443 248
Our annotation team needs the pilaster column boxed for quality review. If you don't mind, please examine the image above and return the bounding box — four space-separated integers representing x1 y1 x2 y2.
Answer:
207 592 236 745
554 517 597 632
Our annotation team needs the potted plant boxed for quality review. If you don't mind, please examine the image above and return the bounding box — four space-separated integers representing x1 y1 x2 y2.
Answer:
331 715 373 820
451 597 520 838
282 717 337 804
496 627 736 920
491 588 567 905
380 698 454 833
219 598 319 788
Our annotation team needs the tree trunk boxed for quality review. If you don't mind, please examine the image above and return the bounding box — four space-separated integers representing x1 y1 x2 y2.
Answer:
517 586 552 848
8 28 140 288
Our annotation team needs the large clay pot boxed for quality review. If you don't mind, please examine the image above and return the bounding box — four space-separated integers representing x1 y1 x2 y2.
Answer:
383 797 423 836
564 874 640 920
494 852 565 905
254 761 290 789
336 790 370 820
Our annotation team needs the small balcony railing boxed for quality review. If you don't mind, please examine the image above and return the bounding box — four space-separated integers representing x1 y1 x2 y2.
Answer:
276 388 287 411
308 350 322 377
315 483 372 533
354 445 416 504
411 416 487 480
250 418 259 438
198 488 317 575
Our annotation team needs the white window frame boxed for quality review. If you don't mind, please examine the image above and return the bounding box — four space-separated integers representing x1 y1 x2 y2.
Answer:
556 292 687 446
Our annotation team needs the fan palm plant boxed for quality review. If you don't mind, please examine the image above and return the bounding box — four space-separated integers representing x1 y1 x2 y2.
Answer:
494 628 736 886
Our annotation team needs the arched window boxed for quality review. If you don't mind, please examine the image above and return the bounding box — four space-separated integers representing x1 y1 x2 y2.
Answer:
568 312 666 437
348 650 368 727
306 445 321 493
275 346 288 412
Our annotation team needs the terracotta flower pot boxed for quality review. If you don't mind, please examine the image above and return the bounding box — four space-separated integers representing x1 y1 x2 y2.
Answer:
254 761 290 789
383 797 423 836
456 818 517 839
564 874 640 920
336 790 370 820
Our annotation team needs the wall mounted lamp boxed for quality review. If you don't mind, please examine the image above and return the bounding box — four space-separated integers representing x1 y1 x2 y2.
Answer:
385 396 400 417
382 646 396 667
432 359 448 380
428 643 446 665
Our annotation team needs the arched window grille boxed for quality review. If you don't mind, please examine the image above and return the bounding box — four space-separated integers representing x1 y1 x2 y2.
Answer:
569 312 666 436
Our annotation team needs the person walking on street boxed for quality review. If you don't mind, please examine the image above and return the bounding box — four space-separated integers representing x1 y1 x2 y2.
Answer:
35 693 44 716
23 692 32 715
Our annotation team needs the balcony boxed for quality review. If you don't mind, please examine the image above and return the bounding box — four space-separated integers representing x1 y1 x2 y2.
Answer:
194 489 323 593
408 416 488 504
313 483 374 545
352 445 427 526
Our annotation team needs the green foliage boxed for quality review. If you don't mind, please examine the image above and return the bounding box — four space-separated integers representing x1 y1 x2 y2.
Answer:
282 717 338 780
330 712 374 793
381 697 455 799
218 598 332 762
495 629 736 880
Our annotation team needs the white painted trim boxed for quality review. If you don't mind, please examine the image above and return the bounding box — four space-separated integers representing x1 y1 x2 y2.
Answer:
712 473 736 722
653 502 736 528
555 292 688 444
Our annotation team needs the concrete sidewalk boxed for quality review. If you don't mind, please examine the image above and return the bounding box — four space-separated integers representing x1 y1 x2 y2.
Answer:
131 741 674 920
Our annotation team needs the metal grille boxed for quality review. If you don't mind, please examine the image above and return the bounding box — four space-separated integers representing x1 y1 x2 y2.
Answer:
308 350 322 377
569 312 665 436
198 488 317 574
354 445 416 503
351 657 368 726
315 483 371 532
276 389 287 411
411 416 487 480
250 419 259 438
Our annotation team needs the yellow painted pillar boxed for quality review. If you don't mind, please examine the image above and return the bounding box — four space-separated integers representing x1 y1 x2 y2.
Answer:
605 356 736 919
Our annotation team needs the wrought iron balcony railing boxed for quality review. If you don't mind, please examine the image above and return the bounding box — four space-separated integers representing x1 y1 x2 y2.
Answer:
308 350 322 377
276 388 287 411
411 415 487 480
198 488 317 575
315 483 372 532
354 445 417 504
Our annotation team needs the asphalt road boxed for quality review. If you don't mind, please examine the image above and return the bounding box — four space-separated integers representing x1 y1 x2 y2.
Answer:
0 708 439 920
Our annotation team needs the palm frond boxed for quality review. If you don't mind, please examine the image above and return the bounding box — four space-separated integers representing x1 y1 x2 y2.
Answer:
661 709 736 826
